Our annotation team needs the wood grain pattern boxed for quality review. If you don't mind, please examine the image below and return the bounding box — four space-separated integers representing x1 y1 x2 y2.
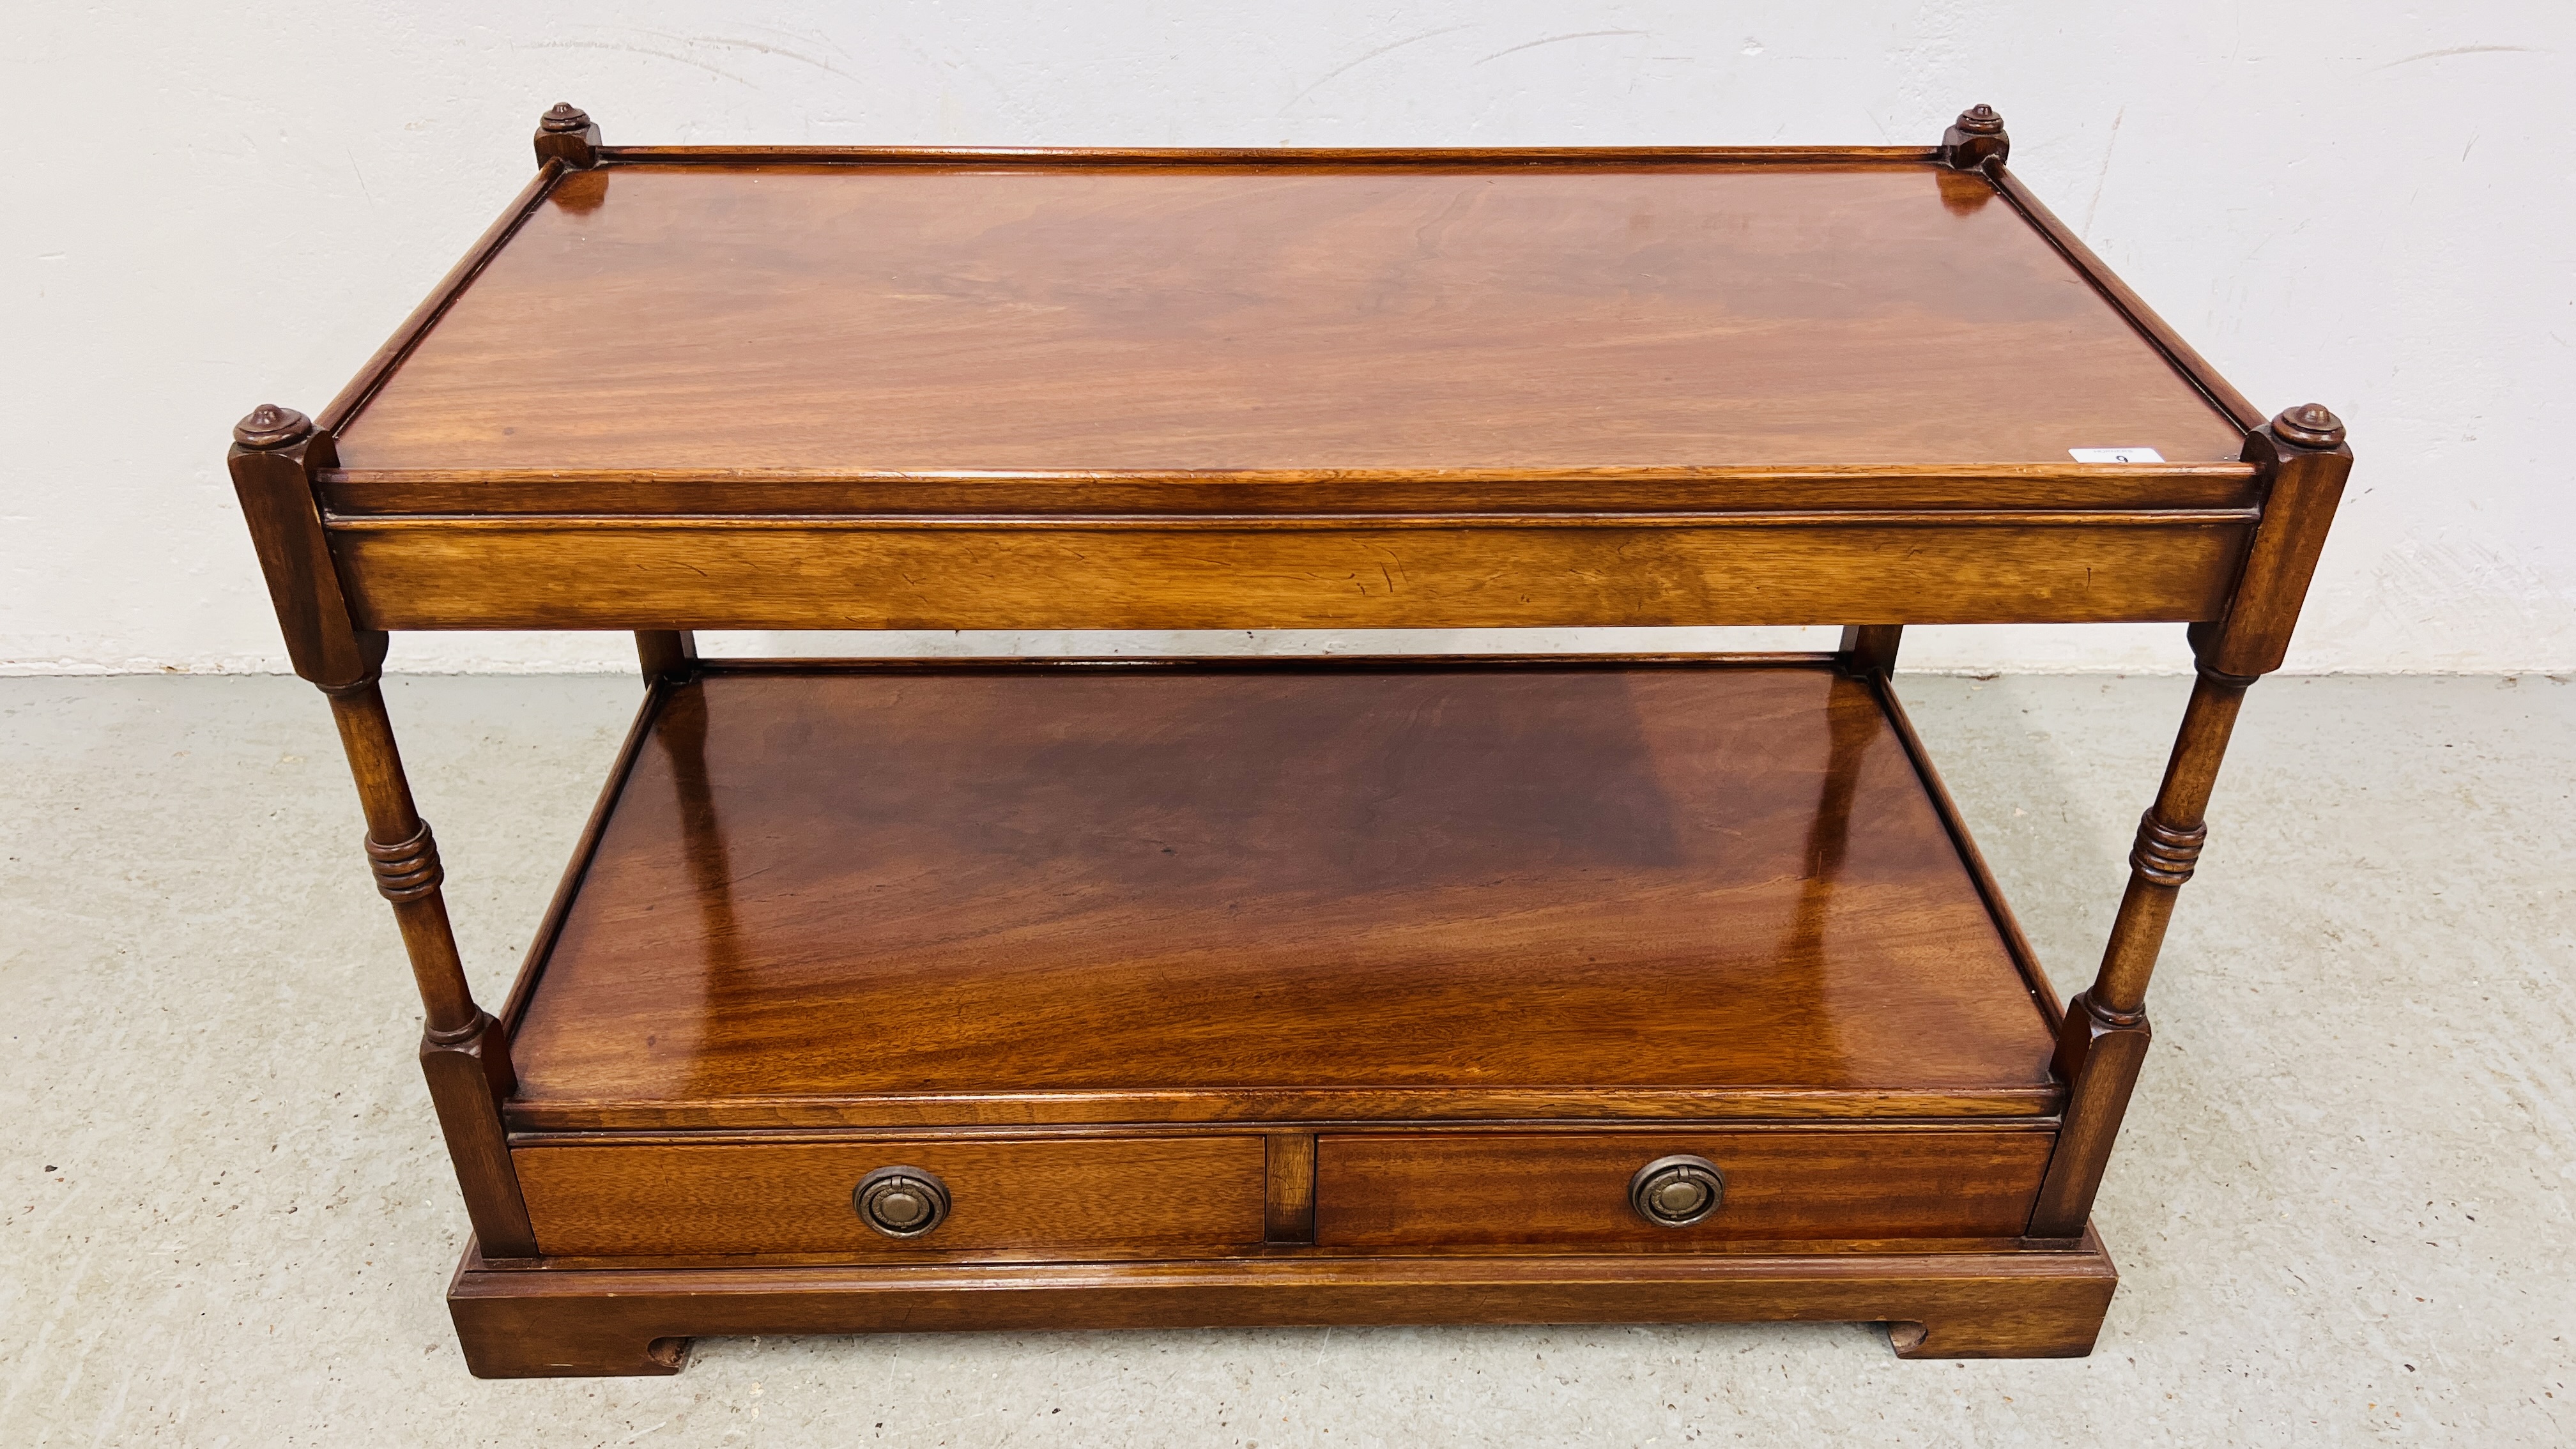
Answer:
330 515 2250 632
228 124 2343 1374
1988 165 2266 433
1314 1130 2053 1248
227 412 382 689
516 1137 1267 1259
1874 673 2066 1027
1839 625 1904 677
2194 411 2358 678
494 681 673 1037
2043 410 2352 1232
2031 657 2251 1237
2032 1000 2153 1239
1265 1135 1317 1246
315 463 2264 518
314 165 564 435
632 630 696 683
420 1016 537 1259
326 677 537 1256
332 164 2243 475
443 1229 2119 1376
2028 410 2354 1234
232 403 544 1257
503 661 2057 1130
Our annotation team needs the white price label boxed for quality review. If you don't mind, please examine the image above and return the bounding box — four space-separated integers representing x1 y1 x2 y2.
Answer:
2068 447 2165 463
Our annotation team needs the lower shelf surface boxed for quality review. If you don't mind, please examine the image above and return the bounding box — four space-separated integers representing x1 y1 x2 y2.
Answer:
505 659 2059 1129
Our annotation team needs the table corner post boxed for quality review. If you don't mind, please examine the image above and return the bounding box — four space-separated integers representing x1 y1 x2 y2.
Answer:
1940 104 2008 172
636 630 700 684
535 102 602 171
229 404 539 1259
2031 404 2352 1236
1837 625 1903 678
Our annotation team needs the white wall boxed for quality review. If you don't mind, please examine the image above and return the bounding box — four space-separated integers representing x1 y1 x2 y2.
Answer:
7 2 2571 675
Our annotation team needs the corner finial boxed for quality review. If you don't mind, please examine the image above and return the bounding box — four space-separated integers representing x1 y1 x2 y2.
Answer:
1942 104 2009 171
233 403 313 450
535 102 601 170
2271 403 2347 450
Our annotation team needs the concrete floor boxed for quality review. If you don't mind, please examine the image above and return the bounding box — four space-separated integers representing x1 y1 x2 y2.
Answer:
1 670 2570 1445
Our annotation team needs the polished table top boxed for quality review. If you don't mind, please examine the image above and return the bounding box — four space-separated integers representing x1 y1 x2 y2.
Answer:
334 161 2244 479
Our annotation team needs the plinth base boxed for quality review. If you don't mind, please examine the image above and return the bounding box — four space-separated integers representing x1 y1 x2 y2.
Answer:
447 1227 2117 1377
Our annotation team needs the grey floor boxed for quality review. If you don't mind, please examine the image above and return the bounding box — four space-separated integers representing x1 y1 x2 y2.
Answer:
2 671 2570 1446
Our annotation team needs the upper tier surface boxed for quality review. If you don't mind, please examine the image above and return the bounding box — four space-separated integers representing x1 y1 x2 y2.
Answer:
336 161 2243 474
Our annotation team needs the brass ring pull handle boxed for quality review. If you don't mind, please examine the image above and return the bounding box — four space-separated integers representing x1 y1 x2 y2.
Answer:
854 1165 951 1238
1629 1154 1724 1227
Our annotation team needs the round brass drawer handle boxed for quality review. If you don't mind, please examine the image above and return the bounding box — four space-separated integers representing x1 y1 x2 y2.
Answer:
854 1165 951 1238
1629 1154 1724 1227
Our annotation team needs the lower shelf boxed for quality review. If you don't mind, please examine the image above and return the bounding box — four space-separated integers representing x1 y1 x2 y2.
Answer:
502 657 2061 1130
470 656 2091 1372
446 1228 2120 1377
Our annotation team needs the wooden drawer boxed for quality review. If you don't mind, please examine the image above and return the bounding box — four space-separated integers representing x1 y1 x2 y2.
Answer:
516 1137 1268 1259
1313 1130 2053 1248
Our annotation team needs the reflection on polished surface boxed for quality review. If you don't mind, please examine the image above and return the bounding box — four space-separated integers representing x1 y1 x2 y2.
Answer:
509 663 2055 1126
337 164 2242 473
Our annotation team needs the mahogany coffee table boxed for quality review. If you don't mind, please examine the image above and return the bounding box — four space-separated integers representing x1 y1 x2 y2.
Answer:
231 103 2350 1376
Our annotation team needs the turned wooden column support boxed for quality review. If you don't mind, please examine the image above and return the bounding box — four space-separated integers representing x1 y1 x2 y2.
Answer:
1839 625 1903 677
636 630 699 684
2028 659 2248 1236
322 680 485 1042
1941 105 2009 172
2031 405 2352 1238
230 405 537 1257
535 102 601 170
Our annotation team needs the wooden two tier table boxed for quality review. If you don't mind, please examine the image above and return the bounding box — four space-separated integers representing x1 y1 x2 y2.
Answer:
231 105 2351 1377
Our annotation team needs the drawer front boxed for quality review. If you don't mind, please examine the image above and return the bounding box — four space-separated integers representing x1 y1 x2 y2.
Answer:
517 1137 1268 1259
1314 1131 2052 1248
